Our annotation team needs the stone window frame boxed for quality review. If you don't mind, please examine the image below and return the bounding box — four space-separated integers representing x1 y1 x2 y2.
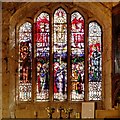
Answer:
14 3 103 105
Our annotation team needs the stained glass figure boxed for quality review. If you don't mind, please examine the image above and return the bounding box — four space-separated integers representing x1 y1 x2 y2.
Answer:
88 22 102 100
18 22 32 101
34 12 50 101
71 12 85 101
53 8 67 101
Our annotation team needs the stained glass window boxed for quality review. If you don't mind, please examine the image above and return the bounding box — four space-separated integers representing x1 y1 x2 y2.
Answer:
18 22 32 101
88 22 102 100
34 12 50 101
53 8 67 101
17 7 103 103
71 12 85 101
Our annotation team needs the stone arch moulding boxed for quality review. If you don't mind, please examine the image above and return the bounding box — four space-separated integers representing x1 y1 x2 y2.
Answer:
8 2 112 113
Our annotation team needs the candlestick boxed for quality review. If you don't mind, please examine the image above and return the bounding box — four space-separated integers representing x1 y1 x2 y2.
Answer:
45 106 55 119
58 106 64 119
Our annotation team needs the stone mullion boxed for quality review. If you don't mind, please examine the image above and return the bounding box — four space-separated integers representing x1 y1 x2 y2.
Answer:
49 12 53 102
67 12 71 101
32 22 36 102
84 20 89 101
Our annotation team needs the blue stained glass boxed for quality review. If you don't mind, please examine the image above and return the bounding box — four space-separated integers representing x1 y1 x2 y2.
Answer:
88 22 102 100
35 12 50 101
53 8 67 101
71 12 85 101
18 22 32 101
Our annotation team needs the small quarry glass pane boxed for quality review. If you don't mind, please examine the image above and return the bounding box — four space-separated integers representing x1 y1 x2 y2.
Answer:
71 12 85 101
18 22 32 101
88 22 102 100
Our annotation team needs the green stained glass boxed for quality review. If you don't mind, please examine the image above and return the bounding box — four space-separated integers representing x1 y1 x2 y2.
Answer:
71 12 85 101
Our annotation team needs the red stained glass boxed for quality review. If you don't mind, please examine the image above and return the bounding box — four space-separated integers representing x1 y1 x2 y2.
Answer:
71 12 85 101
35 12 50 101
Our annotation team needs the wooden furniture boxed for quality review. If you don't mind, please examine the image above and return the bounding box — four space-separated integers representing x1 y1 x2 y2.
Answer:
112 3 120 107
96 110 120 118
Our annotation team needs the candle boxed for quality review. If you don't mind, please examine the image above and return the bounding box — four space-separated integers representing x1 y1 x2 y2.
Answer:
76 112 80 118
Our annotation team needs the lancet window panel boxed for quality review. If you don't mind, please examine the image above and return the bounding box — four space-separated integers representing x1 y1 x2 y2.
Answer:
88 22 102 100
71 11 85 101
53 8 68 101
18 22 32 101
34 12 50 101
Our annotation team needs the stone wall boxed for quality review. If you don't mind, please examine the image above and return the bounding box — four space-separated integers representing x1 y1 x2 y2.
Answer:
0 2 2 120
2 2 118 118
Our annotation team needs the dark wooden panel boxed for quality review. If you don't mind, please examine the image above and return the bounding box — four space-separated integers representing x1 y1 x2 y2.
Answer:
112 3 120 107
